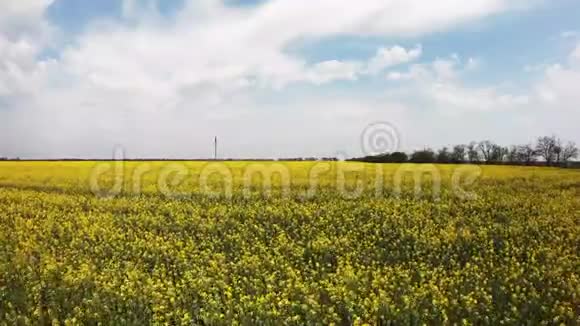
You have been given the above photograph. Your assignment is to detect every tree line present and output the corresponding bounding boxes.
[1,135,577,165]
[353,135,579,167]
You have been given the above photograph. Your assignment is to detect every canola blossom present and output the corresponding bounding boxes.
[0,161,578,325]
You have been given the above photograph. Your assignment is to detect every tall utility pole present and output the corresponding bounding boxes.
[214,136,218,160]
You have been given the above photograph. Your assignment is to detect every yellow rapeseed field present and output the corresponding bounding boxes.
[0,161,578,325]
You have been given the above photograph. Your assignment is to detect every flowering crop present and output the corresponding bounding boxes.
[0,162,578,325]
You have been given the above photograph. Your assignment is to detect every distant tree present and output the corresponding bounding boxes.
[437,147,451,163]
[536,136,559,165]
[506,145,519,163]
[355,152,408,163]
[451,145,467,163]
[478,140,495,163]
[467,142,480,163]
[350,135,575,167]
[501,146,509,162]
[561,142,579,162]
[554,143,563,164]
[389,152,409,163]
[490,144,507,163]
[517,144,537,165]
[410,149,436,163]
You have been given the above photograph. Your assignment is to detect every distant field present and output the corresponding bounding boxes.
[0,162,578,324]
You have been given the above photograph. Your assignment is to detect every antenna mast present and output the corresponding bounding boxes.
[214,136,218,160]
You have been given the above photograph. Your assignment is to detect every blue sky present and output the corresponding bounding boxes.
[1,0,580,158]
[45,0,580,72]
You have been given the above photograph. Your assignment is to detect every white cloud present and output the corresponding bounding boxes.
[245,0,526,41]
[432,58,460,81]
[561,30,579,39]
[386,55,530,113]
[571,44,580,64]
[429,83,529,112]
[535,65,580,107]
[299,44,421,85]
[307,60,362,84]
[0,0,53,32]
[4,0,574,158]
[44,0,528,98]
[387,64,431,81]
[524,63,548,73]
[510,44,580,141]
[0,0,55,96]
[387,72,410,81]
[387,55,477,83]
[528,43,580,109]
[366,45,422,74]
[465,57,481,71]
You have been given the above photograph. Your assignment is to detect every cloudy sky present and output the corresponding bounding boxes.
[1,0,579,159]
